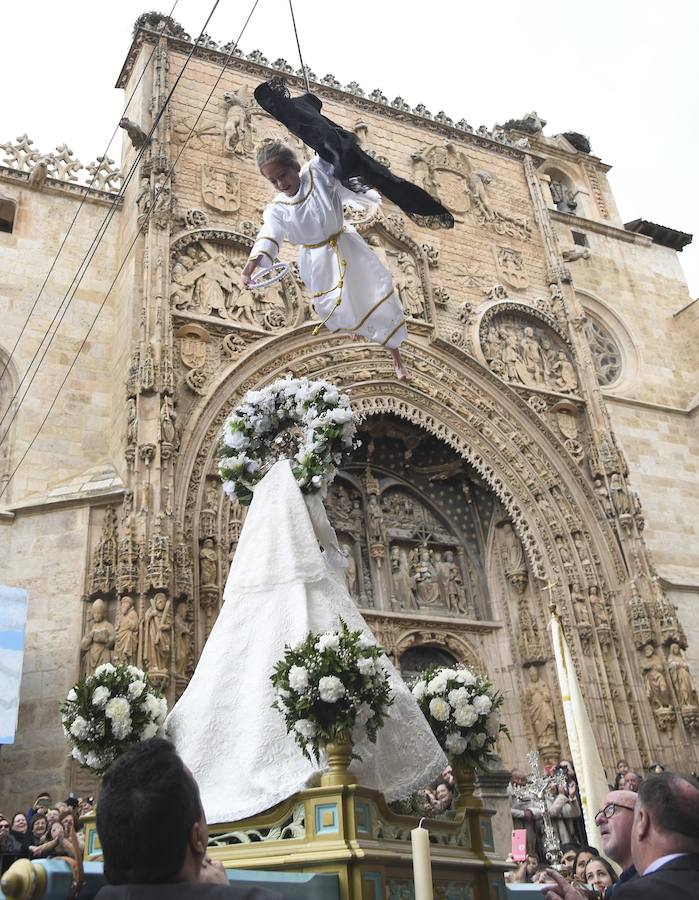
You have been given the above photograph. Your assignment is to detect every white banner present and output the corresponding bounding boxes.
[550,614,610,847]
[0,585,28,745]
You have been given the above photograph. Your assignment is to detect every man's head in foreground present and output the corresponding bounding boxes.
[630,771,699,874]
[97,739,209,885]
[595,789,638,869]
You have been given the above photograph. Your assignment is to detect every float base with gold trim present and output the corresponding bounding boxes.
[81,777,509,900]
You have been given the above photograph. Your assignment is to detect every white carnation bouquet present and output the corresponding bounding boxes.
[270,620,393,762]
[61,663,168,774]
[411,665,508,769]
[218,377,360,505]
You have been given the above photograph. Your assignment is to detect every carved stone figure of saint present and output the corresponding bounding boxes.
[441,550,467,613]
[80,598,115,675]
[395,253,424,319]
[667,642,698,708]
[520,327,543,385]
[609,473,631,518]
[342,543,358,598]
[349,497,363,536]
[174,602,192,678]
[500,331,523,383]
[553,352,578,393]
[143,592,173,673]
[413,546,442,607]
[588,584,609,626]
[199,537,218,589]
[179,252,235,318]
[390,545,417,610]
[113,596,140,666]
[593,477,613,518]
[555,535,573,569]
[539,337,557,381]
[526,667,559,749]
[367,495,386,545]
[501,521,528,590]
[640,644,672,710]
[570,584,589,624]
[200,485,218,540]
[160,396,176,446]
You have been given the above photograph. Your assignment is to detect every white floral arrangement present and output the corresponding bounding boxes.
[270,620,393,762]
[218,377,360,505]
[61,663,168,774]
[411,665,508,770]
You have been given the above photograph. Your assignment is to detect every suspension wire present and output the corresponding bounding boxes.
[288,0,311,93]
[0,0,182,387]
[0,0,228,447]
[0,0,263,500]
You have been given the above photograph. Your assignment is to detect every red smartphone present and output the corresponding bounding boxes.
[511,828,527,862]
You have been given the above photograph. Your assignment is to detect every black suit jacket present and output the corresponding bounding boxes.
[613,854,699,900]
[95,883,284,900]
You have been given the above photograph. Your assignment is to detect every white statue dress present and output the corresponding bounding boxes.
[167,460,446,823]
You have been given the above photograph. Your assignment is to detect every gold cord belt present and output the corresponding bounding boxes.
[310,231,348,335]
[302,227,345,249]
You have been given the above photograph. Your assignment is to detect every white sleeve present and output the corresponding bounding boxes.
[311,155,381,211]
[249,204,286,265]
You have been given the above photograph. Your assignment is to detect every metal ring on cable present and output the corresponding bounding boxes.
[248,260,290,289]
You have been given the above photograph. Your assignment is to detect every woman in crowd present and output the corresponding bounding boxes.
[585,856,618,897]
[26,814,49,856]
[9,813,31,857]
[573,846,600,883]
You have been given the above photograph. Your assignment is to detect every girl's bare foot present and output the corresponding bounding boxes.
[390,348,412,382]
[350,332,361,342]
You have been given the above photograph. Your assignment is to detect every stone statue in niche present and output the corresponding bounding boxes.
[367,494,386,545]
[438,550,468,613]
[173,602,192,678]
[390,545,417,610]
[525,667,559,754]
[608,473,632,519]
[667,643,698,709]
[199,483,219,540]
[593,477,613,518]
[113,596,140,666]
[570,583,590,625]
[395,253,425,319]
[342,542,358,598]
[588,584,609,626]
[500,521,528,593]
[223,85,253,155]
[412,545,442,607]
[520,327,544,385]
[143,592,173,674]
[199,538,218,589]
[640,644,672,711]
[80,598,115,674]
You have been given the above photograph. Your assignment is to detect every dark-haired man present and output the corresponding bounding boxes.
[616,771,699,899]
[94,739,283,899]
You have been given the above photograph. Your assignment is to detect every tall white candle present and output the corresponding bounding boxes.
[410,818,434,900]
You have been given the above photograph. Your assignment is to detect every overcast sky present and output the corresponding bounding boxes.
[2,0,697,296]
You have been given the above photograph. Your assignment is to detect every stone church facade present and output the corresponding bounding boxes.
[1,15,697,806]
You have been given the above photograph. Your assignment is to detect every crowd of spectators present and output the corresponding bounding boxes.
[506,758,699,898]
[0,791,94,874]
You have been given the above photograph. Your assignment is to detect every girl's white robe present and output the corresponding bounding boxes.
[251,157,407,349]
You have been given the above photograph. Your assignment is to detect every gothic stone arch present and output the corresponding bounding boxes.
[173,329,662,770]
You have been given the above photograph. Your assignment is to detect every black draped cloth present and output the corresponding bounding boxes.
[254,79,454,230]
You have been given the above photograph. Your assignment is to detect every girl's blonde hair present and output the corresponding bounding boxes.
[256,139,298,170]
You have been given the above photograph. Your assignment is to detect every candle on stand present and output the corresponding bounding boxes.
[411,818,434,900]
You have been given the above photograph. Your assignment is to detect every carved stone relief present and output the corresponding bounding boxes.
[584,316,622,387]
[479,306,579,396]
[524,665,560,762]
[494,246,529,290]
[80,598,115,675]
[201,163,240,214]
[170,230,301,331]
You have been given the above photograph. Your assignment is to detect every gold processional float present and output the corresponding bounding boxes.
[0,749,509,899]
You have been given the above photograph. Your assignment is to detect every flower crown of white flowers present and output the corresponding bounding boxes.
[219,377,360,506]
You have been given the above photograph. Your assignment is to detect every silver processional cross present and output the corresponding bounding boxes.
[512,750,566,867]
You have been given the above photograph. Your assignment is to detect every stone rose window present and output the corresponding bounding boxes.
[584,315,622,386]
